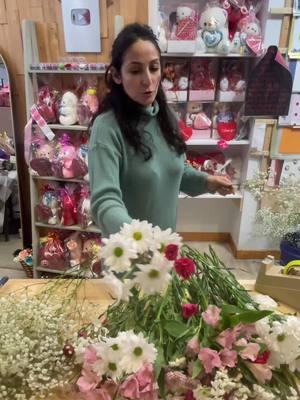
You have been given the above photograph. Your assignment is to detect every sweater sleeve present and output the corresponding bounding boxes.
[88,116,132,237]
[180,163,208,197]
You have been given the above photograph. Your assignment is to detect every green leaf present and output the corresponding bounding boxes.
[157,369,165,398]
[228,310,273,327]
[163,320,188,338]
[154,346,165,380]
[221,304,243,314]
[192,359,203,379]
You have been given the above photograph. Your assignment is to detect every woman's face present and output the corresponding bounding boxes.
[114,39,161,106]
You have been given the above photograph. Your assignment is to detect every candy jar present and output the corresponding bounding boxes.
[59,91,79,125]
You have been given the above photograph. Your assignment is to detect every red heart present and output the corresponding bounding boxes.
[179,120,193,141]
[246,36,264,56]
[217,121,237,141]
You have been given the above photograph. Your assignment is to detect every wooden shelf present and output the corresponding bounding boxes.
[161,53,256,58]
[186,139,249,146]
[31,171,86,184]
[35,222,101,233]
[270,7,293,15]
[179,191,243,200]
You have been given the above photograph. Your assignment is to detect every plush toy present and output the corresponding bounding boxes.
[238,11,262,55]
[196,5,230,54]
[30,138,55,176]
[59,91,79,125]
[41,189,60,225]
[66,232,82,268]
[161,62,176,91]
[40,233,65,270]
[58,134,78,178]
[170,6,198,40]
[81,235,102,276]
[214,103,237,141]
[186,103,212,131]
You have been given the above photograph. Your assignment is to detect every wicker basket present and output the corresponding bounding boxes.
[20,261,34,278]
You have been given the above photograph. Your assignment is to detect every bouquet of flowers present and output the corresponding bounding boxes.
[71,220,300,400]
[1,221,299,400]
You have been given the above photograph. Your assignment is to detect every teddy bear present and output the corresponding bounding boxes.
[59,91,79,125]
[170,6,198,40]
[238,12,262,55]
[196,5,230,54]
[186,103,212,132]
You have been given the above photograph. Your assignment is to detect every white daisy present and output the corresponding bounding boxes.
[134,254,171,295]
[120,219,153,253]
[151,226,182,253]
[92,357,123,381]
[118,331,157,374]
[101,233,138,273]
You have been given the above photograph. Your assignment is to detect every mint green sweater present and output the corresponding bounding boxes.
[88,102,208,237]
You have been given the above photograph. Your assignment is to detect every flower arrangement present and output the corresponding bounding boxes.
[244,172,300,240]
[13,248,34,278]
[1,221,299,400]
[71,220,300,400]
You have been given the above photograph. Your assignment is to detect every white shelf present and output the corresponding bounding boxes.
[31,171,86,184]
[186,139,250,146]
[29,69,106,75]
[179,191,243,200]
[35,222,101,233]
[161,53,255,58]
[33,123,89,131]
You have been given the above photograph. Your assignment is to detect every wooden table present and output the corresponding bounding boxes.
[0,279,298,399]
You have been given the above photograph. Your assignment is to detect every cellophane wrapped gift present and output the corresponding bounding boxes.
[35,183,61,225]
[39,232,65,270]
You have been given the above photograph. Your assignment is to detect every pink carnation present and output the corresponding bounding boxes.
[164,244,179,261]
[198,347,222,374]
[201,305,221,328]
[174,257,196,280]
[120,363,158,400]
[182,303,199,319]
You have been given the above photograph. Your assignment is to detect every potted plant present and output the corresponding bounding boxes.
[245,172,300,265]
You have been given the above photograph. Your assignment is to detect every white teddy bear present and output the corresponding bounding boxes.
[170,6,198,40]
[59,91,79,126]
[196,6,230,54]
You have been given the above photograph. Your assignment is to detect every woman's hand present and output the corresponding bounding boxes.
[206,175,235,196]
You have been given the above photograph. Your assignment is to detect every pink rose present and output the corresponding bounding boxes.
[182,304,199,319]
[174,257,196,280]
[202,305,221,328]
[164,244,179,261]
[198,348,222,374]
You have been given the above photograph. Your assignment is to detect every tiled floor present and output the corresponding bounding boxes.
[0,236,262,280]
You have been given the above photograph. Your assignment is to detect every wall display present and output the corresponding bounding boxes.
[61,0,101,53]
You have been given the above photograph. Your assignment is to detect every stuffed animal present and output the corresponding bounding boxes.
[37,86,58,123]
[30,140,55,176]
[196,6,230,54]
[170,6,198,40]
[222,0,248,40]
[66,233,82,268]
[59,91,79,125]
[186,103,212,131]
[238,12,262,55]
[214,103,237,141]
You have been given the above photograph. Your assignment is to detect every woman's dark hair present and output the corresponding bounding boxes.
[99,23,186,161]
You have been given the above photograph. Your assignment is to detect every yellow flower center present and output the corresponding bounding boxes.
[133,232,142,241]
[108,362,117,371]
[148,269,159,279]
[114,247,123,257]
[133,346,143,357]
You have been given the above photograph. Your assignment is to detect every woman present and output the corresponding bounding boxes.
[89,23,234,237]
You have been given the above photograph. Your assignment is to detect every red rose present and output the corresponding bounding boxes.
[175,257,196,280]
[164,244,179,261]
[254,350,271,364]
[182,303,199,319]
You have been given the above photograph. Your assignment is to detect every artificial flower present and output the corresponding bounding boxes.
[174,257,196,280]
[181,303,199,319]
[121,219,153,253]
[201,305,221,328]
[101,233,138,273]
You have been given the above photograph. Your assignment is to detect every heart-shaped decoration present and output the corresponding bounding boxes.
[217,121,237,141]
[246,35,264,56]
[202,30,223,48]
[193,113,212,130]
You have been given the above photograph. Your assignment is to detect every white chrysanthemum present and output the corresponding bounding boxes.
[118,331,157,374]
[251,294,278,311]
[95,337,123,363]
[151,226,182,252]
[134,254,172,294]
[92,357,123,381]
[101,233,138,273]
[120,219,153,253]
